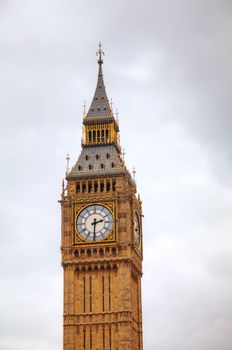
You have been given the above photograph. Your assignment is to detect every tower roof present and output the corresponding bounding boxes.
[84,44,114,124]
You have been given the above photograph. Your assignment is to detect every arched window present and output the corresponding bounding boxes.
[93,130,96,142]
[88,181,92,192]
[99,248,104,257]
[76,183,80,193]
[97,130,100,142]
[112,180,116,191]
[106,153,110,159]
[100,163,105,169]
[89,131,92,143]
[112,247,117,256]
[94,182,98,192]
[88,164,93,170]
[106,181,111,192]
[96,154,100,160]
[101,129,104,142]
[78,165,83,171]
[85,154,89,160]
[106,129,109,142]
[111,162,115,168]
[82,182,86,193]
[87,249,91,257]
[100,181,104,192]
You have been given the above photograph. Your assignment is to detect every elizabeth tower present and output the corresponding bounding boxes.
[60,46,143,350]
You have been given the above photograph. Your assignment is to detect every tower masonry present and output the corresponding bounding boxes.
[60,45,143,350]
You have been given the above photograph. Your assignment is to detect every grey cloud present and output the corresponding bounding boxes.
[1,1,232,350]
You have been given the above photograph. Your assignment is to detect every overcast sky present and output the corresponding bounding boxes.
[0,1,232,349]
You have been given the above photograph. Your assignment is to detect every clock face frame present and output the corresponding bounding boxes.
[134,211,141,248]
[76,204,113,242]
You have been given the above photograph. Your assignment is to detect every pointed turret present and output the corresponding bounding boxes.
[85,44,112,120]
[83,43,117,126]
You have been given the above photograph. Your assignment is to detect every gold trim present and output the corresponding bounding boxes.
[73,202,115,246]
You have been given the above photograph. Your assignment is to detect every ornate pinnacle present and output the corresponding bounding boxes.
[66,153,70,176]
[96,42,105,65]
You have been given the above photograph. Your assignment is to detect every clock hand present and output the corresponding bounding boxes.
[91,218,97,241]
[91,219,104,225]
[91,218,104,241]
[95,219,104,225]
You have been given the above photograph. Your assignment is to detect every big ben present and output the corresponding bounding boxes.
[60,44,143,350]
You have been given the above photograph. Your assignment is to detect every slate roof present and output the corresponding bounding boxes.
[67,145,126,179]
[84,61,114,124]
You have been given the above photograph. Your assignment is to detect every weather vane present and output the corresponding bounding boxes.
[96,42,105,64]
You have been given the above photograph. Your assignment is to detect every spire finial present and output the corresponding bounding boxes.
[96,42,104,65]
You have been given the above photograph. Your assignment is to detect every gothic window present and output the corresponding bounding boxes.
[83,328,86,350]
[97,130,100,141]
[83,277,86,313]
[90,276,92,312]
[112,180,116,191]
[74,250,79,258]
[100,181,104,192]
[82,182,86,193]
[102,327,105,350]
[88,181,92,192]
[100,163,105,169]
[102,276,105,312]
[76,183,80,193]
[96,154,100,160]
[90,329,92,350]
[94,182,98,192]
[78,165,83,171]
[88,164,93,170]
[101,129,104,141]
[106,181,111,192]
[85,154,89,160]
[93,130,96,142]
[112,247,116,256]
[109,327,112,350]
[108,275,111,311]
[106,153,110,159]
[89,131,92,143]
[106,129,109,141]
[99,248,104,257]
[111,162,115,168]
[87,249,91,257]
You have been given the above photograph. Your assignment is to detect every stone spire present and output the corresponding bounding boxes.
[84,43,113,122]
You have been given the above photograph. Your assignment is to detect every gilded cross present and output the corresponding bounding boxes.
[96,42,105,64]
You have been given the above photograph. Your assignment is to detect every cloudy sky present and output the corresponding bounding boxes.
[0,0,232,349]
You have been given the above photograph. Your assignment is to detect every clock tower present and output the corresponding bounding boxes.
[60,45,143,350]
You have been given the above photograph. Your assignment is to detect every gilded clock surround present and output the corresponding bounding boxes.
[60,45,143,350]
[74,202,116,245]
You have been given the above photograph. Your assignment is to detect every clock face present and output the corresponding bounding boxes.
[134,211,141,248]
[76,204,113,242]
